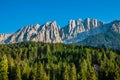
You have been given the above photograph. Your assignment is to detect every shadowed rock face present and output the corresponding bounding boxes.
[78,20,120,50]
[0,34,11,43]
[0,18,120,44]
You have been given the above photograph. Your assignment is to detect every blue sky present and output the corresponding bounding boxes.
[0,0,120,33]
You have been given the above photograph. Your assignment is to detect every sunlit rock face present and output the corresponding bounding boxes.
[111,20,120,33]
[1,21,62,44]
[0,34,11,44]
[60,18,104,43]
[1,18,120,44]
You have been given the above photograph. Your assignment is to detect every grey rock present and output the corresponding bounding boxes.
[0,18,119,45]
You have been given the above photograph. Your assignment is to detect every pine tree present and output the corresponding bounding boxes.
[62,63,70,80]
[15,64,22,80]
[80,59,87,80]
[37,62,48,80]
[0,54,8,80]
[69,63,77,80]
[29,63,37,80]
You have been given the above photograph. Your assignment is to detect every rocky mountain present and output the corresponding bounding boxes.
[4,21,62,44]
[0,34,11,43]
[0,18,120,50]
[78,20,120,50]
[61,18,104,43]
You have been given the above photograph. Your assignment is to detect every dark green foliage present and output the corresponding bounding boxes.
[79,30,120,51]
[0,41,119,80]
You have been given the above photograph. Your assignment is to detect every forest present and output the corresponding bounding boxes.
[0,41,120,80]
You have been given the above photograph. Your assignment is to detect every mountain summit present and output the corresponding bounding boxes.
[0,18,120,49]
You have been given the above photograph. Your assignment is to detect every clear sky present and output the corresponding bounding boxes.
[0,0,120,33]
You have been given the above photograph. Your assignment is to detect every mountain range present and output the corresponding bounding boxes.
[0,18,120,49]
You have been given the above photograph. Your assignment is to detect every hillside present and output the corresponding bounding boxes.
[78,20,120,50]
[0,42,120,80]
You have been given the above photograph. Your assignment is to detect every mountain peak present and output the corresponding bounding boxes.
[44,21,57,27]
[0,18,120,44]
[111,20,120,33]
[51,21,57,26]
[78,18,82,21]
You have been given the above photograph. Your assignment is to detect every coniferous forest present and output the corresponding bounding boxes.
[0,41,120,80]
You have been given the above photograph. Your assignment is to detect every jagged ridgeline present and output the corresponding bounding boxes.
[0,41,119,80]
[0,18,104,44]
[1,18,120,50]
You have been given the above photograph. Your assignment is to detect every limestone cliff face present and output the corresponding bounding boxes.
[84,18,104,30]
[111,20,120,33]
[32,21,62,43]
[0,18,119,44]
[78,20,120,50]
[0,34,11,43]
[60,18,104,43]
[1,21,62,44]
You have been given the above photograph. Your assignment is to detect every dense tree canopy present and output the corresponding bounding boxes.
[0,41,119,80]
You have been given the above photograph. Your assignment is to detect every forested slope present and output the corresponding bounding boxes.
[0,41,120,80]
